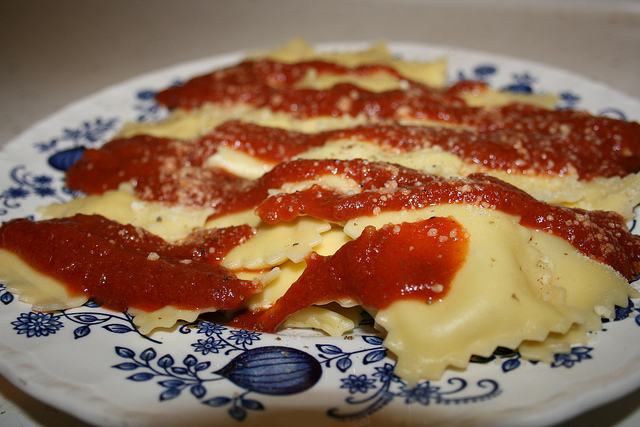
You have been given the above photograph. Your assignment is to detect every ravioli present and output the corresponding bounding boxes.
[114,39,640,218]
[1,40,639,383]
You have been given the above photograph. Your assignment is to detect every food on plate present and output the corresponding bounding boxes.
[1,39,639,382]
[118,38,640,218]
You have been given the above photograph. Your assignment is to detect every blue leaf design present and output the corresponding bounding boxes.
[317,344,343,355]
[115,347,136,359]
[128,372,155,381]
[191,384,207,399]
[195,361,211,372]
[171,367,189,375]
[502,358,521,373]
[336,357,353,372]
[473,65,497,79]
[73,325,91,339]
[183,354,198,367]
[241,398,265,411]
[613,299,634,320]
[140,348,157,362]
[84,300,101,308]
[137,89,157,100]
[363,350,387,365]
[203,396,232,407]
[113,362,139,371]
[362,336,383,346]
[160,389,182,401]
[229,405,247,421]
[159,380,185,388]
[72,314,99,323]
[1,292,14,305]
[103,324,135,334]
[158,355,175,369]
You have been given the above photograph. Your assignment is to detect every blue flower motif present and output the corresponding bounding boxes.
[33,175,53,185]
[62,118,117,144]
[191,337,226,355]
[2,187,29,200]
[503,72,536,94]
[33,186,56,197]
[372,363,401,384]
[558,91,581,109]
[134,89,166,122]
[197,321,227,337]
[12,312,64,337]
[229,330,261,346]
[34,118,117,158]
[1,166,68,216]
[340,374,376,394]
[35,138,58,153]
[512,72,535,86]
[401,381,442,405]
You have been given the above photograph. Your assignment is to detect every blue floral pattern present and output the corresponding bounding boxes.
[12,311,64,337]
[0,166,66,216]
[34,118,118,154]
[318,337,502,420]
[62,302,163,343]
[456,63,586,111]
[112,324,322,421]
[133,89,168,122]
[184,321,261,355]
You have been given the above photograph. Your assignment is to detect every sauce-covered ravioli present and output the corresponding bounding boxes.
[0,40,639,383]
[347,206,631,381]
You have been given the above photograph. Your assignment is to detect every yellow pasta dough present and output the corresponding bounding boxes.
[344,205,633,381]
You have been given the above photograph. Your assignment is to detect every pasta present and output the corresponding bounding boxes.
[1,39,639,382]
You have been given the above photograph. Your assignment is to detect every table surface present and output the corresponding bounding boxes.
[1,1,639,425]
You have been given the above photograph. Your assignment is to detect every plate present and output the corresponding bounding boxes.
[1,42,639,426]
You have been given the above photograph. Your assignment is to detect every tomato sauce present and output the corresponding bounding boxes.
[153,59,640,179]
[156,59,467,120]
[2,57,640,332]
[65,153,640,282]
[230,218,469,332]
[66,118,640,207]
[0,215,258,312]
[254,162,640,280]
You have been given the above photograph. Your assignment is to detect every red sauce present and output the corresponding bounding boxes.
[0,214,258,312]
[230,218,469,332]
[3,56,640,333]
[156,59,467,120]
[66,152,640,280]
[153,59,640,179]
[254,160,640,280]
[334,122,640,179]
[66,119,640,206]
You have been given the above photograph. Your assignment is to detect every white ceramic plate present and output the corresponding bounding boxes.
[0,42,639,427]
